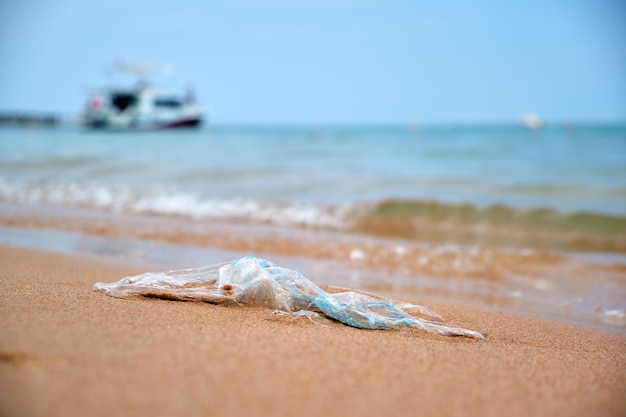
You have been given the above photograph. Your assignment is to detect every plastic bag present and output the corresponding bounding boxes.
[93,256,483,339]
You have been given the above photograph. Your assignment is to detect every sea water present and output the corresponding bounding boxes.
[1,124,626,328]
[1,124,625,245]
[2,125,626,209]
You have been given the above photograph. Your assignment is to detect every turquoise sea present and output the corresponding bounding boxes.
[1,123,625,328]
[1,124,625,249]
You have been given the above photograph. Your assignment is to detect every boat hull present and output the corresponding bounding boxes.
[83,117,203,131]
[160,118,202,129]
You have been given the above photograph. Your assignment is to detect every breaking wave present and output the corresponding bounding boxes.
[0,178,356,230]
[1,178,625,252]
[352,200,626,253]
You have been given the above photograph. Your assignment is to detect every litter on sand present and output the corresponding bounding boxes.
[93,256,484,339]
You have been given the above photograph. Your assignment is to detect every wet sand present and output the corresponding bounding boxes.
[2,203,625,329]
[1,245,625,417]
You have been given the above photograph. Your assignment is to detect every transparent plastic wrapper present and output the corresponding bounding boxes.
[93,256,484,339]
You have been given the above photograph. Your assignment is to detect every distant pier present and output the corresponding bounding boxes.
[0,112,60,127]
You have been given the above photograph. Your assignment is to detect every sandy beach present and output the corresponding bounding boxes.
[3,3,626,416]
[1,244,624,417]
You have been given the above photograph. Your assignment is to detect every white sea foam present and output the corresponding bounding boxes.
[0,178,355,230]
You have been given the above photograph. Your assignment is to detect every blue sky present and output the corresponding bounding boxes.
[1,0,624,124]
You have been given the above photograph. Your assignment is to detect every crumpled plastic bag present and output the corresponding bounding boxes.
[93,256,483,339]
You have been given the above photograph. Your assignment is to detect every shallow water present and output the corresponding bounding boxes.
[1,205,624,331]
[1,124,626,251]
[1,124,625,208]
[1,124,625,329]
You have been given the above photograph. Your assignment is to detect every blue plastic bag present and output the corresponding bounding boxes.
[94,256,483,339]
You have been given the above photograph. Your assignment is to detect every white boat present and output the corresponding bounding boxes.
[81,62,205,130]
[519,113,544,131]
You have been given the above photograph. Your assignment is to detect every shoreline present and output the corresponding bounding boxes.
[1,202,625,331]
[1,244,625,417]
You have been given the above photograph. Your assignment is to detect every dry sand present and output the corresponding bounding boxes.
[1,244,625,417]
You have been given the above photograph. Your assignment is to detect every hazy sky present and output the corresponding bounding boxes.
[1,0,624,124]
